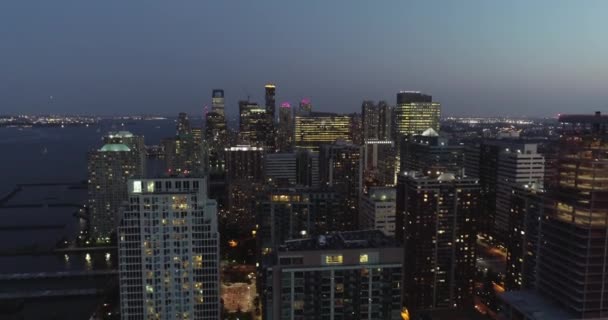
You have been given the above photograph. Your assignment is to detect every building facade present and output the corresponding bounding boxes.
[261,231,403,320]
[398,172,479,314]
[394,91,440,137]
[118,178,220,319]
[88,137,145,243]
[294,112,351,151]
[359,187,397,237]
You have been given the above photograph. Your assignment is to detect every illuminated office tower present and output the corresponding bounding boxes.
[265,84,276,121]
[394,91,440,137]
[398,172,479,314]
[206,90,228,172]
[191,127,203,144]
[177,112,192,136]
[362,100,391,141]
[535,113,608,318]
[320,141,362,230]
[118,178,219,320]
[298,98,312,115]
[211,89,225,115]
[163,113,204,176]
[239,100,273,148]
[87,136,145,243]
[294,112,351,151]
[260,230,402,320]
[350,112,363,145]
[277,102,294,151]
[359,187,397,237]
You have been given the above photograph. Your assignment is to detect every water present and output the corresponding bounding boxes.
[0,120,176,275]
[0,119,176,196]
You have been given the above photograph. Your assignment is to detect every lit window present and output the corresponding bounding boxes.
[360,254,369,263]
[133,181,142,193]
[146,181,155,193]
[325,255,343,265]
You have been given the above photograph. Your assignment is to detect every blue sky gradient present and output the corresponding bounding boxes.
[1,0,607,117]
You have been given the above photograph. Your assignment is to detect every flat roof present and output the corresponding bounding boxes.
[500,291,575,320]
[280,230,399,252]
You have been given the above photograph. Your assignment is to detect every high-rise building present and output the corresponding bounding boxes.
[277,102,294,151]
[359,187,397,237]
[163,115,205,176]
[505,182,544,291]
[103,131,147,173]
[225,145,266,229]
[294,112,351,151]
[363,140,398,188]
[400,130,465,178]
[535,113,608,318]
[265,84,276,121]
[206,90,228,173]
[239,100,274,148]
[320,141,363,230]
[255,187,343,253]
[394,91,440,137]
[465,140,544,242]
[260,230,403,320]
[398,172,479,313]
[495,144,544,239]
[264,150,319,188]
[88,133,145,243]
[211,89,225,115]
[362,100,391,141]
[118,178,220,319]
[298,98,312,115]
[349,112,363,145]
[177,112,192,136]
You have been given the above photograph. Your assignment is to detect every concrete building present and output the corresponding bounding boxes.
[363,140,398,188]
[118,178,220,319]
[277,102,294,151]
[505,183,544,291]
[400,130,465,178]
[261,230,403,320]
[264,150,320,188]
[362,100,391,141]
[359,187,397,237]
[398,172,480,314]
[88,135,145,243]
[320,141,363,230]
[495,144,545,238]
[239,100,274,148]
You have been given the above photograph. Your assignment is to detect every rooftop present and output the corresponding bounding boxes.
[107,131,134,138]
[500,291,574,320]
[280,230,399,252]
[99,143,131,152]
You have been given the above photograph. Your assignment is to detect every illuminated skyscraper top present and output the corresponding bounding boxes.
[265,84,276,121]
[395,91,440,137]
[299,98,312,115]
[211,89,225,116]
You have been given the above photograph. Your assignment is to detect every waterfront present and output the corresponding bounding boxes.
[0,120,175,319]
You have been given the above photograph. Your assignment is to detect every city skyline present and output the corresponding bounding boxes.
[2,1,608,117]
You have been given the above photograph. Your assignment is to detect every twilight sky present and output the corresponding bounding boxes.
[1,0,607,117]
